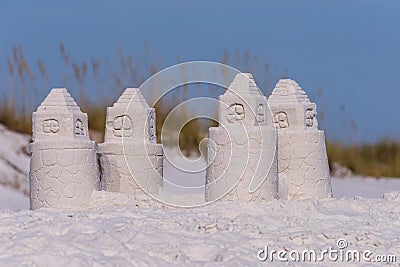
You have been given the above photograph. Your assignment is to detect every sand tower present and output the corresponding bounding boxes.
[29,88,99,209]
[205,73,278,202]
[268,79,332,199]
[98,88,163,194]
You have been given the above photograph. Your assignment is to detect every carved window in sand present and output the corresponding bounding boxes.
[113,115,133,137]
[75,119,85,136]
[227,103,245,123]
[42,119,59,134]
[257,103,265,123]
[305,109,316,127]
[148,110,156,143]
[274,112,289,129]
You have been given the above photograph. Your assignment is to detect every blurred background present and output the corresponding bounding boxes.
[0,0,399,192]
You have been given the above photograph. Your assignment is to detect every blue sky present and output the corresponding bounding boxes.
[1,0,399,143]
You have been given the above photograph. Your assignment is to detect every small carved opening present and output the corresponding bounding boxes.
[148,111,156,143]
[113,115,133,137]
[42,119,59,134]
[227,103,245,123]
[257,104,265,123]
[305,109,316,127]
[273,112,289,129]
[75,119,85,136]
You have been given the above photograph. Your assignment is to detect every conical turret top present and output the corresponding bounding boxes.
[113,88,149,109]
[218,73,269,127]
[33,88,89,141]
[268,79,317,130]
[103,88,156,143]
[227,73,260,94]
[269,79,310,104]
[37,88,81,112]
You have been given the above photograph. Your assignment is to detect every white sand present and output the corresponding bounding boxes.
[0,125,30,195]
[332,176,400,198]
[0,192,398,266]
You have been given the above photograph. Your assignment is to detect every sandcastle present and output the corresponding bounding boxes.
[268,79,332,199]
[205,73,278,202]
[29,89,99,209]
[29,75,332,209]
[98,88,163,194]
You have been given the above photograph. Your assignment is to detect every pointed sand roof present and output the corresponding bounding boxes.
[113,88,149,109]
[227,73,260,95]
[268,79,310,104]
[37,88,81,112]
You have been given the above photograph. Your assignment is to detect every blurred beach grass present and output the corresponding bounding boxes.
[1,44,399,178]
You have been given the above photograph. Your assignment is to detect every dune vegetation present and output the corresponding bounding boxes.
[1,44,399,178]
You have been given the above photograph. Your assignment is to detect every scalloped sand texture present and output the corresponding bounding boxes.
[29,88,99,210]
